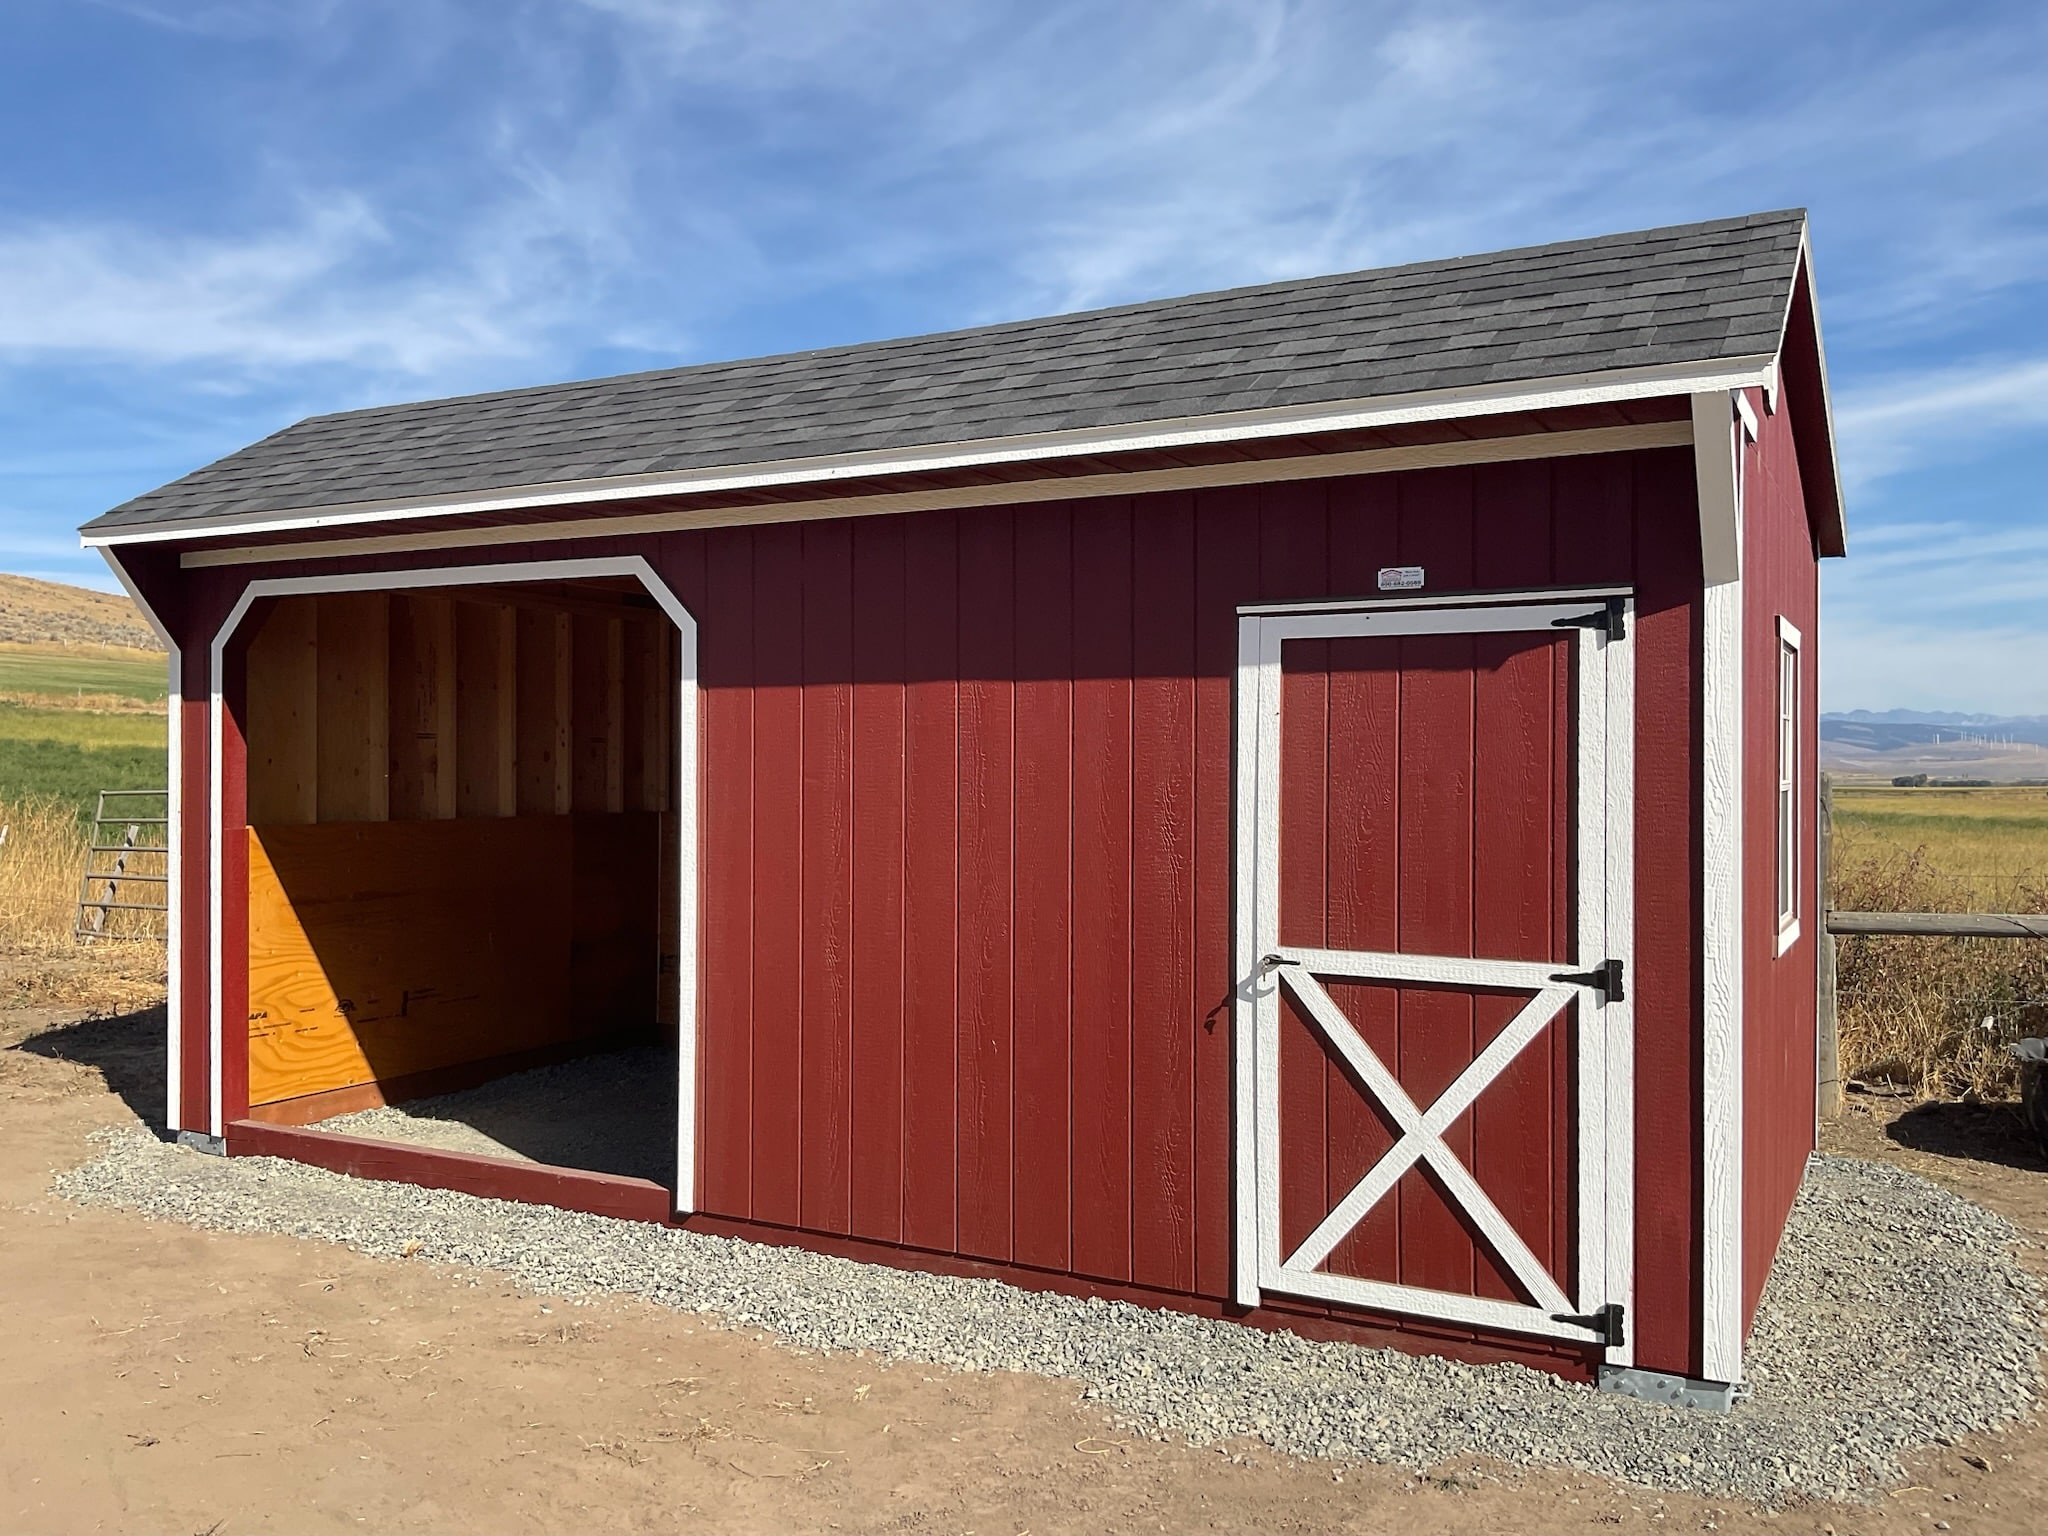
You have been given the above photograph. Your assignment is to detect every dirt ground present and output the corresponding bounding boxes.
[4,979,2045,1535]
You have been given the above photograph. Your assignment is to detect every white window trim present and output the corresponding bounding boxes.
[1775,616,1803,958]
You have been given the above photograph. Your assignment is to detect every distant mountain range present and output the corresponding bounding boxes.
[1822,712,2048,753]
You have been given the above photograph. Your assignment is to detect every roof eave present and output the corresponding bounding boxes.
[1771,223,1848,558]
[81,350,1779,552]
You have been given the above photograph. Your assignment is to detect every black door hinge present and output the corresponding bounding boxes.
[1551,596,1627,642]
[1552,1302,1626,1349]
[1550,957,1625,1002]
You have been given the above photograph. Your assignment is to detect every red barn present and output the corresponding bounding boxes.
[85,210,1844,1408]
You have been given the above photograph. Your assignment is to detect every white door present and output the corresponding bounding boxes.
[1232,594,1634,1358]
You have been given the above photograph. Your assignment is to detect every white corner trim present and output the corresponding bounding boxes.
[203,555,701,1210]
[96,547,182,1135]
[1231,609,1265,1309]
[1692,392,1743,587]
[176,421,1695,571]
[1698,560,1746,1379]
[87,354,1772,553]
[1734,392,1759,442]
[1776,615,1802,649]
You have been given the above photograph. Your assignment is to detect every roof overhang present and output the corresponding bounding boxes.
[1772,228,1848,558]
[82,350,1780,554]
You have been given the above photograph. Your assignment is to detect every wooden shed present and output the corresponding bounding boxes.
[85,210,1844,1407]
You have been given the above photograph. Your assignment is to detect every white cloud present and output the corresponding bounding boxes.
[0,186,649,383]
[82,0,346,37]
[1834,357,2048,486]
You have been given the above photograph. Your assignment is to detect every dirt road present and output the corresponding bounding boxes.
[4,990,2043,1535]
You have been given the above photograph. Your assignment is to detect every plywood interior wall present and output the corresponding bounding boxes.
[245,583,674,827]
[241,581,677,1111]
[247,814,661,1109]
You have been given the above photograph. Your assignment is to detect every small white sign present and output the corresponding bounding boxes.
[1376,565,1425,591]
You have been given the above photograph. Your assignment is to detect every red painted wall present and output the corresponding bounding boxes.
[144,440,1712,1377]
[1739,388,1823,1328]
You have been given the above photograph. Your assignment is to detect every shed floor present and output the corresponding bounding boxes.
[312,1044,675,1185]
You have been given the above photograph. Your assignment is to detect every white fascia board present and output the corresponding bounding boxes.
[1793,228,1849,555]
[83,352,1776,551]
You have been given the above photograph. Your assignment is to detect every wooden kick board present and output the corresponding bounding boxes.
[247,813,658,1108]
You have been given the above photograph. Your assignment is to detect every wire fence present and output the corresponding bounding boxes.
[1824,783,2048,1099]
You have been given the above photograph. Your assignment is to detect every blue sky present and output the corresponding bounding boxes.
[2,0,2044,711]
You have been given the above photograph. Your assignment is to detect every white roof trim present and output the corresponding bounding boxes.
[86,352,1775,551]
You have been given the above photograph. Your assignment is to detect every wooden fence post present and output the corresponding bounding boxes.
[1817,773,1842,1119]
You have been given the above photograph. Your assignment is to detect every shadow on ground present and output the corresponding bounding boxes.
[11,1004,167,1135]
[1885,1098,2048,1173]
[318,1045,677,1185]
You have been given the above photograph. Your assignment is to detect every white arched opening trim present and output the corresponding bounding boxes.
[206,555,700,1211]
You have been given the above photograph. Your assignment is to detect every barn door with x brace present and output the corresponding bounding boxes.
[1233,591,1634,1360]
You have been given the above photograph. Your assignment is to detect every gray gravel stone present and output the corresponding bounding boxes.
[52,1134,2042,1504]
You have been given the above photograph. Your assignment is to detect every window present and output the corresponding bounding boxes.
[1776,617,1802,953]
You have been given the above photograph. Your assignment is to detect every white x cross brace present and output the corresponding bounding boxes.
[1270,962,1577,1316]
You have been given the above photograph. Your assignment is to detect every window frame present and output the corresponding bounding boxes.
[1775,616,1802,955]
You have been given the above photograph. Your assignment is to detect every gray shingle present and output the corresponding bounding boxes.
[84,209,1806,535]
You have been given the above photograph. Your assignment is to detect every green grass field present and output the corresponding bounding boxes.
[1831,785,2048,909]
[0,642,168,702]
[0,701,167,824]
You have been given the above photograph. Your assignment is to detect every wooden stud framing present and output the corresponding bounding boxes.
[454,599,518,817]
[314,592,389,822]
[244,597,318,825]
[516,607,573,816]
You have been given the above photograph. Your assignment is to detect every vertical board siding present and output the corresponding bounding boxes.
[674,449,1697,1362]
[955,507,1016,1262]
[1071,500,1135,1282]
[1010,503,1073,1273]
[1190,490,1263,1299]
[1129,494,1198,1294]
[901,514,961,1253]
[750,525,805,1228]
[144,444,1694,1369]
[850,517,909,1245]
[1630,447,1706,1377]
[700,530,756,1218]
[800,522,855,1234]
[1740,388,1822,1327]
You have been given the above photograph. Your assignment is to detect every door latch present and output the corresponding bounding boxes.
[1549,957,1625,1002]
[1551,596,1627,642]
[1551,1302,1626,1348]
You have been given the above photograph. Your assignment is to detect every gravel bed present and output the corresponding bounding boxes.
[54,1134,2042,1504]
[315,1047,673,1184]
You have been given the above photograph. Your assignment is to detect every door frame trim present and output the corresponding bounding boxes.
[1230,592,1635,1360]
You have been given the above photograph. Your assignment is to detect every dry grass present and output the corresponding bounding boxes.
[1829,806,2048,1100]
[0,690,165,715]
[0,795,165,1010]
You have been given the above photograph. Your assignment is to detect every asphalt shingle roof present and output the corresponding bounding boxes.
[84,209,1806,536]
